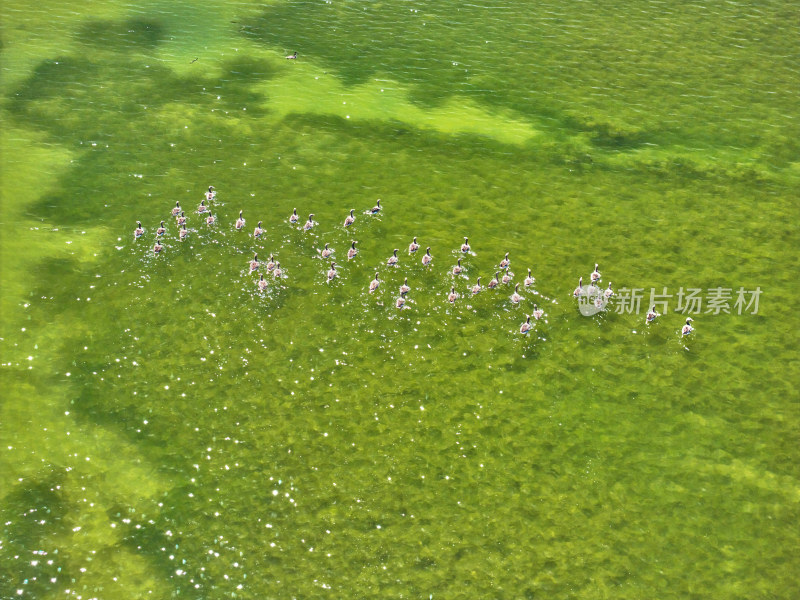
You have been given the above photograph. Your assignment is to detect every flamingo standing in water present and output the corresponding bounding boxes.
[682,318,694,336]
[533,304,544,320]
[573,277,585,297]
[472,277,483,295]
[590,263,601,283]
[396,291,408,309]
[520,315,532,334]
[369,273,380,293]
[422,247,433,266]
[524,268,535,287]
[510,284,523,304]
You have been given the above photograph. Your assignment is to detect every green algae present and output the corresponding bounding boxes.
[1,1,798,598]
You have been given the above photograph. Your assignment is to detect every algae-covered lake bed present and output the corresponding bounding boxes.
[1,1,798,598]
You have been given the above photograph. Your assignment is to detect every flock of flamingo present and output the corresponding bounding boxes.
[132,187,694,336]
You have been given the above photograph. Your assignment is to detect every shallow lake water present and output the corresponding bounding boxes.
[1,0,798,598]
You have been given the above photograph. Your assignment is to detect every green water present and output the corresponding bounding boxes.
[1,0,798,598]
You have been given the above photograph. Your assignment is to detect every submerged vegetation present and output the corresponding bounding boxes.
[1,0,798,598]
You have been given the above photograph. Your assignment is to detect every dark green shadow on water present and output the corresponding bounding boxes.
[242,0,800,177]
[74,18,166,52]
[0,478,73,597]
